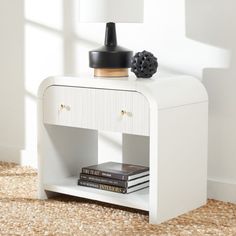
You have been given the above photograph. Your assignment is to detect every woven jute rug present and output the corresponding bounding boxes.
[0,162,236,236]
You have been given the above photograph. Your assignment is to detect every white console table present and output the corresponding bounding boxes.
[38,74,208,224]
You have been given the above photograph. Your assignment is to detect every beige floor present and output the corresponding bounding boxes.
[0,162,236,236]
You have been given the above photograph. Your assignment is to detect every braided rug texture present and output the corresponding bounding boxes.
[0,161,236,236]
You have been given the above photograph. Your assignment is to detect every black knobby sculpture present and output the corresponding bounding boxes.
[131,51,158,78]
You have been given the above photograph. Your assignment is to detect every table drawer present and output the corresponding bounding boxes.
[43,86,149,136]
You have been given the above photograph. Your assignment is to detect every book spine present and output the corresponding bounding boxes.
[82,168,128,180]
[78,180,127,194]
[80,173,127,188]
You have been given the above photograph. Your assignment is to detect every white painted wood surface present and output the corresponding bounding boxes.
[153,103,208,223]
[38,74,208,224]
[98,131,123,163]
[38,75,208,109]
[44,86,149,136]
[44,177,149,211]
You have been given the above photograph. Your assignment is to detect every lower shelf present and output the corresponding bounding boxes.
[44,177,149,211]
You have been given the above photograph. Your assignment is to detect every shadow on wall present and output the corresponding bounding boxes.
[186,0,236,182]
[3,0,107,167]
[0,0,78,167]
[0,0,25,164]
[1,0,236,174]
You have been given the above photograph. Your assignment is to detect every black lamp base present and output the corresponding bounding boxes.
[89,22,133,77]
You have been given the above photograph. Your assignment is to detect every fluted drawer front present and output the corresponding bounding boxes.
[43,86,149,136]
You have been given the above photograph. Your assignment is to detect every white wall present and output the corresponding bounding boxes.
[0,0,235,202]
[187,0,236,203]
[0,0,65,167]
[0,0,24,163]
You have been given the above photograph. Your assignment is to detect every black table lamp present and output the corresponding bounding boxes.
[79,0,144,78]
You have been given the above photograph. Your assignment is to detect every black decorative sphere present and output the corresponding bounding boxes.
[131,51,158,78]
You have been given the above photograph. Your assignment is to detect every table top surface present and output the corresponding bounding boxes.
[38,72,208,109]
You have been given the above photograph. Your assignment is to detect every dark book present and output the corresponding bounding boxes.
[78,179,149,194]
[80,173,149,188]
[82,162,149,181]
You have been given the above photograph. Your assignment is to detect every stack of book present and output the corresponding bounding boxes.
[78,162,149,194]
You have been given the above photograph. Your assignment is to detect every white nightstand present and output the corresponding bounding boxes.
[38,74,208,224]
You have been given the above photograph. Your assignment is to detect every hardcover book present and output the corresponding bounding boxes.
[78,179,149,194]
[80,173,149,188]
[82,162,149,181]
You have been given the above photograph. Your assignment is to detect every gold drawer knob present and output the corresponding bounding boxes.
[60,104,71,111]
[121,110,132,117]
